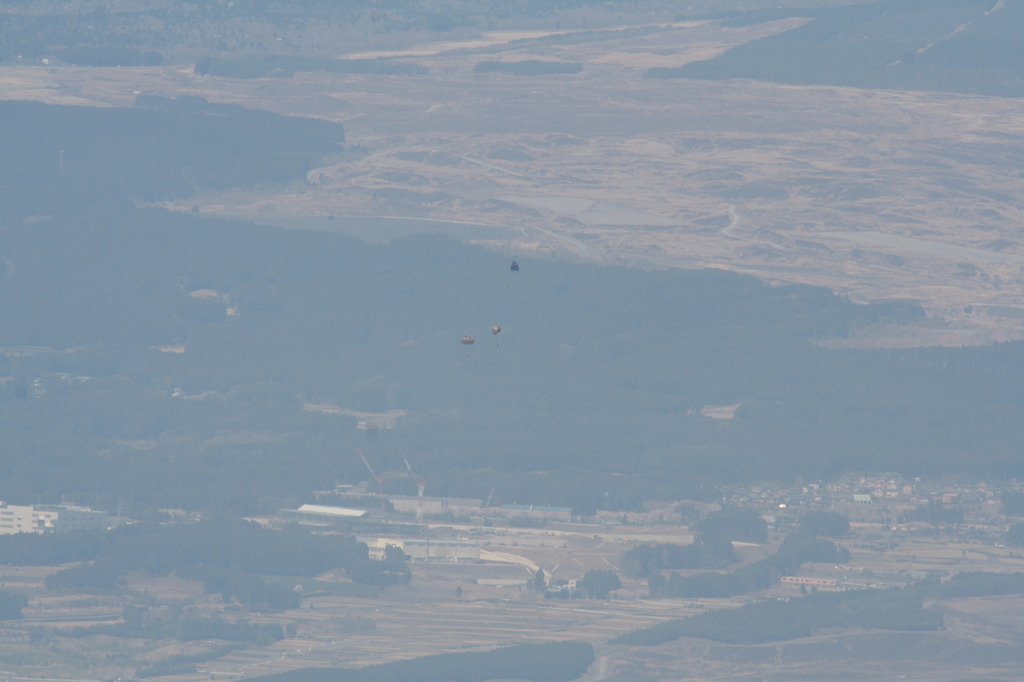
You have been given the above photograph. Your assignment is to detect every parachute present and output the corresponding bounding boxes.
[460,336,476,345]
[492,325,501,335]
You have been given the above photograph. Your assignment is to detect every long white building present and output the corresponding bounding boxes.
[0,502,110,535]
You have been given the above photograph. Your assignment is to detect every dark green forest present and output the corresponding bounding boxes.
[621,534,738,578]
[3,98,1024,517]
[614,571,1024,646]
[0,1,850,67]
[656,0,1024,98]
[647,531,850,599]
[0,98,344,219]
[7,1,1023,99]
[0,519,404,593]
[0,590,29,620]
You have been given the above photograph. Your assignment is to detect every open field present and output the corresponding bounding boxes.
[0,522,717,680]
[4,516,1024,681]
[3,18,1023,346]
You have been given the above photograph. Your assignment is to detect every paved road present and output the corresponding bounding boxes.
[479,549,540,574]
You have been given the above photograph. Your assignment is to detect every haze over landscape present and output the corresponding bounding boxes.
[2,1,1024,680]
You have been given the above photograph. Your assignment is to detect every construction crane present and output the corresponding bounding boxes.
[403,455,427,522]
[356,448,387,511]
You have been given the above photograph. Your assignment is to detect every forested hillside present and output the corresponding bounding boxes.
[2,97,1024,516]
[0,97,344,218]
[3,204,1024,515]
[0,0,862,66]
[657,0,1024,98]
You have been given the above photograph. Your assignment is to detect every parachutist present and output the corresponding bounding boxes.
[510,260,520,272]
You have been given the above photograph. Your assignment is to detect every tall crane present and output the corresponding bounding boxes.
[403,455,427,522]
[356,448,387,511]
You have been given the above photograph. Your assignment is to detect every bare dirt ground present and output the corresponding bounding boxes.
[4,19,1024,347]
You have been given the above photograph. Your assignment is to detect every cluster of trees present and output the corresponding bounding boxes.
[45,563,125,593]
[249,641,595,682]
[648,531,849,599]
[351,544,413,587]
[935,571,1024,597]
[693,508,767,543]
[579,569,621,599]
[799,510,850,537]
[616,571,1024,647]
[0,1,387,62]
[6,97,1024,519]
[616,584,941,646]
[1004,523,1024,546]
[176,565,303,611]
[0,0,687,66]
[0,590,28,620]
[621,506,779,581]
[0,97,343,219]
[652,0,1024,98]
[1,206,951,517]
[621,534,737,578]
[542,569,622,600]
[3,519,405,600]
[1001,491,1024,516]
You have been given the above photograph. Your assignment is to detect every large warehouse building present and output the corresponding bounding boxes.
[0,502,110,535]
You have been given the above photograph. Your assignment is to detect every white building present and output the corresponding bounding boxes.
[493,504,572,522]
[365,537,479,562]
[0,502,109,535]
[280,504,368,527]
[388,495,449,516]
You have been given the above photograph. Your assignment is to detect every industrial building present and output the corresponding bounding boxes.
[387,495,449,517]
[365,537,480,563]
[0,502,109,535]
[494,504,573,522]
[280,504,368,528]
[781,576,838,590]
